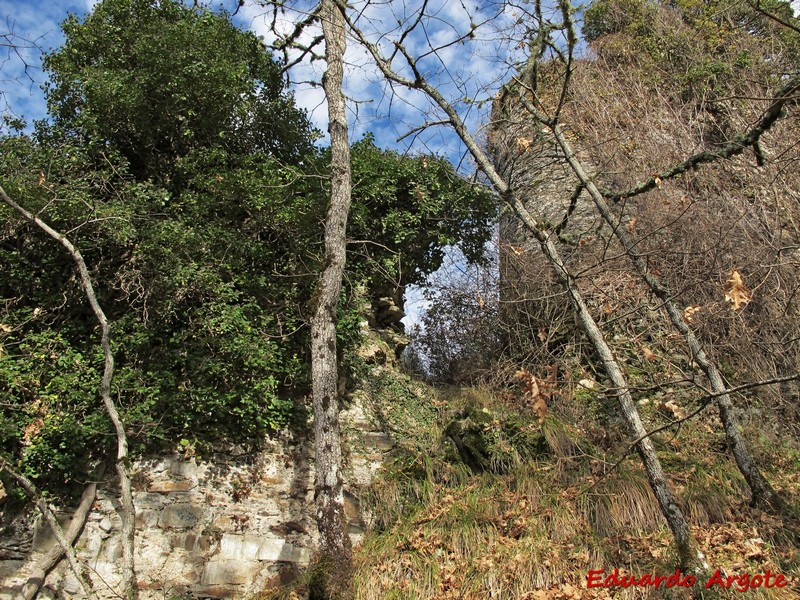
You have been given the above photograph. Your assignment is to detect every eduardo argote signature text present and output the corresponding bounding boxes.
[587,568,789,592]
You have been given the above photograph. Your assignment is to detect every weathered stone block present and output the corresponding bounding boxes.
[176,532,214,552]
[149,480,194,493]
[168,458,206,480]
[193,584,239,599]
[104,538,123,561]
[343,491,360,520]
[362,431,394,451]
[134,491,168,509]
[217,534,298,562]
[135,509,160,529]
[158,503,203,530]
[256,537,294,561]
[98,517,114,533]
[202,558,262,585]
[31,513,71,552]
[219,534,261,560]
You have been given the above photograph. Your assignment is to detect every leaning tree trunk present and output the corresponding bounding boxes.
[0,460,98,600]
[308,0,354,598]
[549,124,783,512]
[342,20,706,572]
[505,191,705,571]
[20,479,98,600]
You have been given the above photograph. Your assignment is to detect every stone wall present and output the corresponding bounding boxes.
[489,97,602,358]
[490,97,601,248]
[0,391,393,599]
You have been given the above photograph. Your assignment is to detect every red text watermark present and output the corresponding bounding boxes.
[587,568,789,592]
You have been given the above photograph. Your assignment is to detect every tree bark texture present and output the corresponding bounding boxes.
[309,0,354,597]
[0,184,138,598]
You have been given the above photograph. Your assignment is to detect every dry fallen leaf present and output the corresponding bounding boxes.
[641,345,656,361]
[683,305,702,323]
[22,418,44,445]
[516,137,533,151]
[724,269,751,310]
[515,368,549,423]
[659,400,687,420]
[654,174,663,189]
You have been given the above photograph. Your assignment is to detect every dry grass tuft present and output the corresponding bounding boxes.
[590,468,665,537]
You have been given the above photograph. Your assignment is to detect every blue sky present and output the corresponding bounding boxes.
[0,0,96,125]
[4,0,798,317]
[0,0,519,161]
[238,0,521,161]
[3,0,800,152]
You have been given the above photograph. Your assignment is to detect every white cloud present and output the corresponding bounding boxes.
[236,0,516,158]
[0,1,95,124]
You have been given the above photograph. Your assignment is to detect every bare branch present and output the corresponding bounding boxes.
[344,6,704,569]
[603,74,800,202]
[396,118,450,141]
[0,458,98,600]
[747,0,800,35]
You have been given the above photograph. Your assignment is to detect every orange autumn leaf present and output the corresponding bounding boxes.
[724,269,751,310]
[641,345,656,361]
[514,368,549,423]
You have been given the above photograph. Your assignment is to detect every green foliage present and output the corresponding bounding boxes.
[0,326,110,492]
[44,0,314,183]
[582,0,654,43]
[443,399,546,474]
[1,1,318,490]
[582,0,800,97]
[349,135,496,287]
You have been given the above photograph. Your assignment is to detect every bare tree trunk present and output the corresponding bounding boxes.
[21,480,98,600]
[308,0,354,597]
[0,185,138,599]
[0,460,98,600]
[548,125,783,511]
